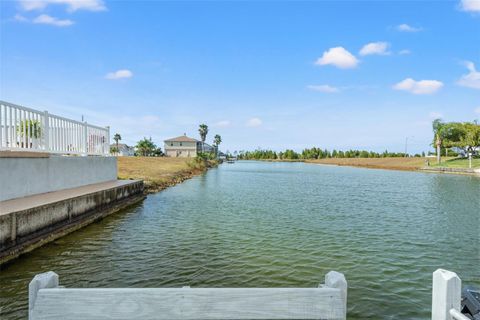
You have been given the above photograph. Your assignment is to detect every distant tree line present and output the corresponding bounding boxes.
[238,119,480,162]
[237,148,414,160]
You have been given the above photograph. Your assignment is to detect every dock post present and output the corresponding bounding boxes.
[324,271,347,320]
[432,269,462,320]
[29,271,59,320]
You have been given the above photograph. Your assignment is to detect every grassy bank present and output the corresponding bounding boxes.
[305,156,480,172]
[118,157,216,193]
[430,157,480,169]
[305,157,431,171]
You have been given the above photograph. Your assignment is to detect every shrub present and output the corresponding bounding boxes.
[17,119,42,138]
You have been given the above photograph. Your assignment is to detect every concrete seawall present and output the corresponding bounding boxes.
[0,154,118,201]
[0,180,144,265]
[420,167,480,176]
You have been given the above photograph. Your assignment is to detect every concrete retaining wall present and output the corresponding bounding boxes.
[0,156,117,201]
[420,167,480,175]
[0,180,144,265]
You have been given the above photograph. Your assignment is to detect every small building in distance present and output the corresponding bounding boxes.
[110,143,135,156]
[164,134,213,157]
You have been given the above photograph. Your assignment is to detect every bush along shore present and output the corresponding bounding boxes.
[118,157,219,194]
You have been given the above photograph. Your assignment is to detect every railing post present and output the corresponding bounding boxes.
[324,271,347,320]
[432,269,462,320]
[83,121,88,156]
[106,126,110,155]
[29,271,59,320]
[43,111,49,151]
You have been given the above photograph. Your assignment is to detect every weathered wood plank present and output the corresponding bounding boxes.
[31,287,345,320]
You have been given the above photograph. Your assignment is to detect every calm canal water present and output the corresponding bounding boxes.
[1,161,479,319]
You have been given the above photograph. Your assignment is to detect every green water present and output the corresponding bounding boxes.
[1,161,479,319]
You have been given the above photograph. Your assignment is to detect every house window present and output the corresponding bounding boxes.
[170,143,173,146]
[180,142,183,146]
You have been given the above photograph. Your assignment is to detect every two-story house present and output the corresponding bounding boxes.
[164,134,213,157]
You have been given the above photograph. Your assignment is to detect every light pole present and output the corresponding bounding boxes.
[404,136,414,157]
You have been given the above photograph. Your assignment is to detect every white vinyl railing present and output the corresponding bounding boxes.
[432,269,470,320]
[0,101,110,156]
[28,271,348,320]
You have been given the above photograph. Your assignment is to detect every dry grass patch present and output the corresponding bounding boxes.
[306,157,431,171]
[117,157,205,193]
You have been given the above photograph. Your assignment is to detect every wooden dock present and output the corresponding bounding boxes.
[28,271,347,320]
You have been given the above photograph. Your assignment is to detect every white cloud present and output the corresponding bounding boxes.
[14,14,28,21]
[399,49,411,55]
[359,42,390,56]
[105,69,133,80]
[19,0,106,12]
[307,84,340,93]
[396,24,422,32]
[214,120,231,128]
[315,47,359,69]
[457,61,480,89]
[474,107,480,114]
[246,118,262,127]
[33,14,74,26]
[460,0,480,12]
[393,78,444,94]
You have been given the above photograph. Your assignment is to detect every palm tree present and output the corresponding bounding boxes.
[198,124,209,153]
[113,133,121,155]
[135,137,156,157]
[432,119,444,164]
[213,134,222,156]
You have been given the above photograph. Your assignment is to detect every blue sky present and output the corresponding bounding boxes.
[1,0,479,154]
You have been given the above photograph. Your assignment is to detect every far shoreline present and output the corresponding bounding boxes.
[249,157,480,177]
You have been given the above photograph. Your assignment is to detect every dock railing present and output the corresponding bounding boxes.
[28,270,348,320]
[26,268,475,319]
[0,101,110,156]
[432,269,470,320]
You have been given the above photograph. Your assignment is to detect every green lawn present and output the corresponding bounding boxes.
[431,157,480,169]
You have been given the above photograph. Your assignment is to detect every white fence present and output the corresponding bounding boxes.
[0,101,110,156]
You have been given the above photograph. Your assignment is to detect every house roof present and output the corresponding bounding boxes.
[164,135,199,143]
[110,143,133,149]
